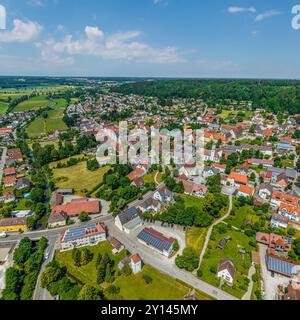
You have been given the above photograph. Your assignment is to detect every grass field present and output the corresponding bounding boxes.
[56,241,213,300]
[186,226,208,255]
[143,170,162,185]
[179,194,205,209]
[14,95,52,111]
[219,110,253,121]
[26,98,68,138]
[52,161,110,194]
[198,228,254,299]
[225,205,259,230]
[0,101,8,114]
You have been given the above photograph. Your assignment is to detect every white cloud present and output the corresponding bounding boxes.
[255,10,282,22]
[227,7,256,14]
[153,0,168,6]
[36,25,184,64]
[0,19,42,43]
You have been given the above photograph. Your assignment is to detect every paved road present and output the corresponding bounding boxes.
[0,214,114,244]
[106,220,238,301]
[242,265,255,300]
[34,236,58,301]
[0,147,7,184]
[198,194,233,268]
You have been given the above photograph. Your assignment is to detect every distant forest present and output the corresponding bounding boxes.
[113,79,300,114]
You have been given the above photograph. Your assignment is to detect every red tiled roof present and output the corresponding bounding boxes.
[228,172,248,184]
[238,185,255,196]
[4,167,16,176]
[52,199,100,217]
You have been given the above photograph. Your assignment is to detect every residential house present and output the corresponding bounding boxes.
[115,207,142,233]
[217,258,236,286]
[258,184,273,201]
[227,172,248,187]
[60,222,107,251]
[256,232,292,252]
[153,186,173,203]
[0,217,27,232]
[237,185,255,198]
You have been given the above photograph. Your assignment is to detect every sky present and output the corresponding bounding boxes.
[0,0,299,78]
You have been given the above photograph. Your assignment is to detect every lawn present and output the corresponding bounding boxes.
[55,241,128,289]
[198,228,254,299]
[56,241,213,300]
[143,170,162,185]
[26,98,68,138]
[0,101,8,114]
[14,95,52,111]
[52,161,110,194]
[219,109,253,121]
[186,226,207,255]
[225,205,259,230]
[179,194,205,209]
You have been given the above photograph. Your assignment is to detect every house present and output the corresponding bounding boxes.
[127,167,146,182]
[11,210,33,218]
[115,207,142,233]
[217,258,236,285]
[176,177,207,197]
[278,203,300,224]
[6,148,23,162]
[137,227,176,257]
[16,177,31,190]
[118,253,142,274]
[247,158,274,168]
[271,191,299,208]
[130,253,142,274]
[153,186,173,203]
[51,198,101,218]
[48,211,67,229]
[138,198,161,213]
[258,183,273,201]
[237,185,255,198]
[131,177,145,188]
[256,232,292,252]
[107,236,124,254]
[227,172,248,187]
[0,192,15,204]
[271,214,289,229]
[203,166,219,179]
[60,222,106,251]
[4,167,16,176]
[267,253,300,277]
[0,217,27,232]
[3,176,16,187]
[211,163,226,173]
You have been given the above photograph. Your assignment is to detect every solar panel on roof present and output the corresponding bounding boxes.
[267,256,297,276]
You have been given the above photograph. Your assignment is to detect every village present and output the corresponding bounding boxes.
[0,84,300,301]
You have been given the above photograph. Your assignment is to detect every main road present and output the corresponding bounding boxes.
[106,220,238,301]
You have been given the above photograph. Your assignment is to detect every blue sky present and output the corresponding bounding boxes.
[0,0,299,78]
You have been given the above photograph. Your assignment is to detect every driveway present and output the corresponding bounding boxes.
[258,244,290,300]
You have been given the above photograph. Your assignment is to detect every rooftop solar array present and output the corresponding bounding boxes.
[137,228,173,252]
[63,224,98,242]
[267,256,298,276]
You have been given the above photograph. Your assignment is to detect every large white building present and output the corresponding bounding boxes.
[60,222,107,251]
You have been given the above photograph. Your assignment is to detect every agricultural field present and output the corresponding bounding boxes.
[0,101,8,114]
[198,227,255,299]
[14,95,52,112]
[56,241,213,300]
[26,98,68,138]
[52,161,110,194]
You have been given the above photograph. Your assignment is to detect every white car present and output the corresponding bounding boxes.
[0,232,7,238]
[45,252,49,259]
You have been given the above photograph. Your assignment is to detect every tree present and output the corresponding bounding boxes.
[40,265,64,289]
[175,247,199,272]
[72,248,82,267]
[1,267,24,300]
[13,238,33,266]
[78,212,90,222]
[30,188,45,203]
[81,248,93,266]
[78,284,103,300]
[105,263,113,283]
